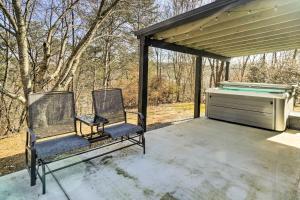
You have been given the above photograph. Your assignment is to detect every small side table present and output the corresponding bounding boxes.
[75,115,109,139]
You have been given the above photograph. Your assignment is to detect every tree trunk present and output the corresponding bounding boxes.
[293,49,298,60]
[13,0,31,101]
[240,56,250,81]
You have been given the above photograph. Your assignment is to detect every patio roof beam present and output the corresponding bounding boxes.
[147,38,230,61]
[225,61,230,81]
[138,37,149,129]
[194,56,202,118]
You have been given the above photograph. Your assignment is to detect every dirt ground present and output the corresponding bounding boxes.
[0,102,203,176]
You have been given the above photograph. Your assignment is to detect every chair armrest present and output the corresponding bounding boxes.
[94,115,109,124]
[27,129,36,147]
[125,111,145,130]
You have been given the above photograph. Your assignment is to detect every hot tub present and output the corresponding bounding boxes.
[205,82,296,131]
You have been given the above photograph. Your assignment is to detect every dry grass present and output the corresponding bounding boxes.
[127,102,205,127]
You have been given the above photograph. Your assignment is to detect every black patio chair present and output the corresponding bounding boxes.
[92,88,146,154]
[25,92,89,194]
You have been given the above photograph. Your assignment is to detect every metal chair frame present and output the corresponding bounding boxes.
[25,91,145,195]
[92,88,146,153]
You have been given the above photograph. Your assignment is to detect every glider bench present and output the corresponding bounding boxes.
[25,89,145,194]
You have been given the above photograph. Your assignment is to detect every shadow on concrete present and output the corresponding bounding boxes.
[147,118,193,131]
[0,153,25,176]
[0,118,193,176]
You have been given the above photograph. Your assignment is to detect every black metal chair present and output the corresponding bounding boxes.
[25,90,146,195]
[25,92,89,194]
[92,88,146,154]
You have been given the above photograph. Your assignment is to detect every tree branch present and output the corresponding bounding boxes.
[49,0,80,32]
[0,84,26,104]
[53,0,121,90]
[42,22,69,85]
[24,0,32,20]
[293,49,298,60]
[0,0,18,31]
[0,23,16,36]
[25,0,36,31]
[0,32,19,59]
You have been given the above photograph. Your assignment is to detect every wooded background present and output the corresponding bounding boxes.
[0,0,299,137]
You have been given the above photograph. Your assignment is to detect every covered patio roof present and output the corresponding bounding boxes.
[134,0,300,127]
[135,0,300,58]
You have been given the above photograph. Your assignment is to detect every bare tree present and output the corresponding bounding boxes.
[208,59,224,87]
[0,0,121,104]
[240,56,250,81]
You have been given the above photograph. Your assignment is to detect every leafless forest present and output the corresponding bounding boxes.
[0,0,299,137]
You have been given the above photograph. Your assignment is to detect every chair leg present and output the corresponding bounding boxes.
[30,149,37,186]
[142,133,145,154]
[42,163,46,194]
[79,122,83,136]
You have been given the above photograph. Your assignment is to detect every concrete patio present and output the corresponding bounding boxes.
[0,118,300,200]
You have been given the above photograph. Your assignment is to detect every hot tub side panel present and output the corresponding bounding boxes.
[206,92,276,130]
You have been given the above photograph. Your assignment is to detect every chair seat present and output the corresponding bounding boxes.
[35,135,90,160]
[104,123,143,139]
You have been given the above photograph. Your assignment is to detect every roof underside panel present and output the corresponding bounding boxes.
[149,0,300,58]
[135,0,241,37]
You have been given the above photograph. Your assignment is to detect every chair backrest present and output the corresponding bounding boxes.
[92,88,125,125]
[28,92,76,139]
